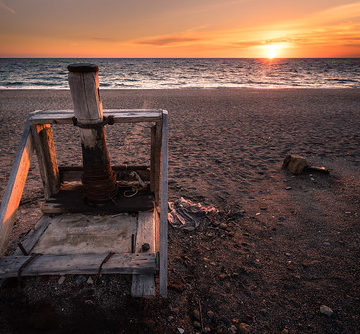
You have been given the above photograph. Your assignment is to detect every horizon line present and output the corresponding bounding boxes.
[1,57,360,59]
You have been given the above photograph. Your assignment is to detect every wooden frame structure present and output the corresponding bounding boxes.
[0,109,168,297]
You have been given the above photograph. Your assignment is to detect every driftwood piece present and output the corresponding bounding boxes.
[306,166,330,174]
[283,155,330,175]
[0,121,34,255]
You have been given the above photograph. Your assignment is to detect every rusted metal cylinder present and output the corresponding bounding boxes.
[68,63,117,203]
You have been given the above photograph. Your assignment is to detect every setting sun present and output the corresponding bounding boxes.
[266,45,278,59]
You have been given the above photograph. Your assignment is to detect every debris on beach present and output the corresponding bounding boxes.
[282,155,308,174]
[320,305,334,317]
[282,155,330,175]
[306,166,330,174]
[168,197,218,231]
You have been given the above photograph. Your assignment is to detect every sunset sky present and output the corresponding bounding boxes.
[0,0,360,58]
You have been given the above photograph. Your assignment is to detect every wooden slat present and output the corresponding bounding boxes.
[0,253,155,278]
[154,209,160,253]
[150,125,156,192]
[151,122,162,205]
[135,211,155,253]
[31,124,60,200]
[131,211,156,297]
[14,215,51,255]
[159,111,168,297]
[29,109,163,125]
[131,275,156,297]
[0,121,34,255]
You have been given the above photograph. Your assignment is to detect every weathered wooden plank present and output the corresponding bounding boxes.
[29,109,163,125]
[40,202,65,214]
[31,124,60,200]
[40,186,154,215]
[0,122,34,255]
[159,111,168,297]
[135,211,155,253]
[14,215,51,255]
[0,253,155,278]
[131,211,156,297]
[150,125,156,193]
[154,209,160,253]
[131,275,156,297]
[151,121,162,205]
[59,165,149,172]
[32,213,137,255]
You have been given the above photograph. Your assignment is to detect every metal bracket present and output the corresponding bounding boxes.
[72,115,115,128]
[97,251,115,278]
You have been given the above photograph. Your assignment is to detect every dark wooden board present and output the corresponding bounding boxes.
[59,165,150,183]
[0,253,155,278]
[43,183,154,214]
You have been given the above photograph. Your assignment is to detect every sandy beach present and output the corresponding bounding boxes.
[0,88,360,333]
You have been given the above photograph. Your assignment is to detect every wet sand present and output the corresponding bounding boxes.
[0,88,360,333]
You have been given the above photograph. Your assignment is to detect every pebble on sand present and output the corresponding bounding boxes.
[193,309,201,321]
[207,310,215,319]
[239,322,251,333]
[320,305,334,317]
[58,276,65,285]
[193,320,201,328]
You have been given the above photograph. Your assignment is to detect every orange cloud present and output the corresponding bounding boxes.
[136,36,201,46]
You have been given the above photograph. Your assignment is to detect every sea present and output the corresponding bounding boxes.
[0,58,359,89]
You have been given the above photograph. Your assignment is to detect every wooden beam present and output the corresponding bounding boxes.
[29,109,163,125]
[131,211,156,297]
[31,124,60,200]
[150,125,156,193]
[0,121,34,255]
[0,253,156,278]
[14,215,51,255]
[159,111,168,297]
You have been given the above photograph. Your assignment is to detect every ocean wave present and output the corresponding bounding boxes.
[1,58,359,89]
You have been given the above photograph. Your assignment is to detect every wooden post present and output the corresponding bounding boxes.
[31,123,60,200]
[159,111,168,297]
[68,64,117,203]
